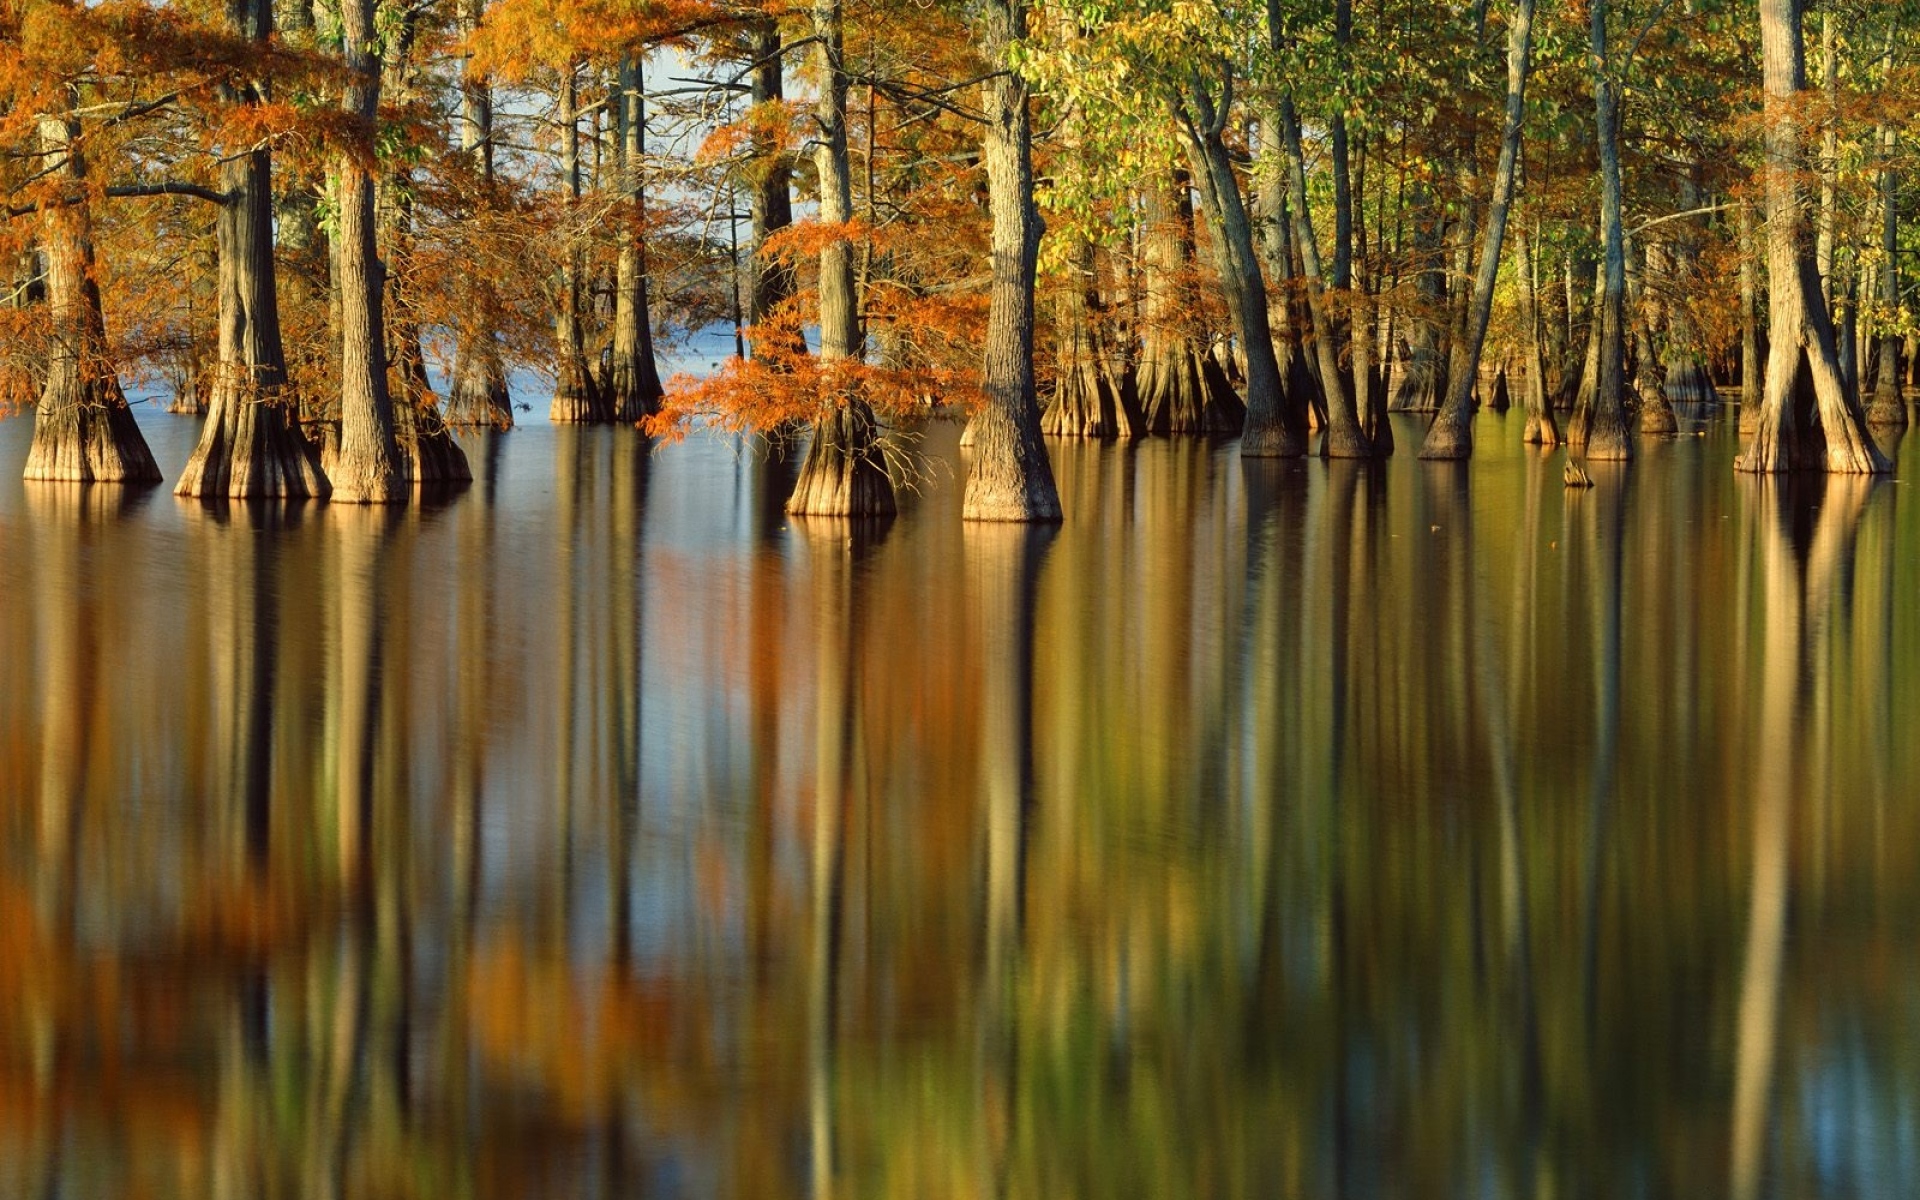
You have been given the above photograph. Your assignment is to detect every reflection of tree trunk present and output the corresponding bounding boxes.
[804,524,872,1198]
[335,509,390,899]
[29,489,98,931]
[970,523,1051,1193]
[1729,476,1867,1200]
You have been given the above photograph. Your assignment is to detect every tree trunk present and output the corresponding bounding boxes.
[1392,180,1448,411]
[1178,80,1295,454]
[1568,0,1632,461]
[1041,229,1140,437]
[790,0,895,516]
[1421,0,1534,459]
[1738,0,1890,473]
[747,16,797,346]
[446,0,513,428]
[1136,172,1243,435]
[1518,223,1561,445]
[380,4,469,485]
[1866,106,1905,427]
[26,108,161,484]
[962,0,1062,521]
[1277,99,1369,456]
[328,0,403,501]
[606,53,664,422]
[177,0,328,498]
[549,67,605,424]
[1628,239,1678,433]
[1662,163,1718,406]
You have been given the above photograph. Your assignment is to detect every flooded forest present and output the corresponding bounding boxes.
[4,0,1920,1194]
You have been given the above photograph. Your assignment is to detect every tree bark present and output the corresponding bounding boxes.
[1277,99,1370,456]
[1662,163,1718,406]
[1866,81,1906,427]
[26,107,161,484]
[1627,238,1678,433]
[1041,228,1140,437]
[446,0,514,428]
[1568,0,1632,461]
[548,67,605,424]
[177,0,329,498]
[746,17,798,346]
[1177,76,1296,454]
[1135,172,1244,436]
[1421,0,1534,459]
[1737,0,1890,473]
[326,0,403,501]
[789,0,895,516]
[1391,180,1448,411]
[606,53,664,422]
[1517,223,1561,446]
[380,3,469,485]
[962,0,1062,521]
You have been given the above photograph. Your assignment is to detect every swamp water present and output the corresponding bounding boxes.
[1,406,1918,1197]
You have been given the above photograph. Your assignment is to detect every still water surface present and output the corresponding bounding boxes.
[1,406,1917,1198]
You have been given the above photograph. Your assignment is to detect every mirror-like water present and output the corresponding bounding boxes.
[2,406,1916,1198]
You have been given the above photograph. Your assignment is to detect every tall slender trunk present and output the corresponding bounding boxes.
[1392,180,1448,411]
[1663,162,1718,405]
[1568,0,1632,460]
[446,0,513,428]
[1516,220,1561,446]
[1628,238,1678,432]
[548,69,603,423]
[1421,0,1534,459]
[1278,99,1370,456]
[26,104,161,483]
[789,0,893,515]
[962,0,1062,520]
[607,53,664,422]
[1866,40,1906,428]
[178,0,328,498]
[1178,77,1294,454]
[747,17,797,348]
[327,0,402,500]
[381,6,470,485]
[1737,0,1888,473]
[1739,201,1762,426]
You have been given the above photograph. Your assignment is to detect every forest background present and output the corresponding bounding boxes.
[1,0,1915,516]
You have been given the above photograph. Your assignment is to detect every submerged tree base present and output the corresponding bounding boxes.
[1568,408,1633,461]
[789,401,896,517]
[1664,360,1719,406]
[1137,340,1243,436]
[26,387,162,484]
[1041,358,1141,438]
[176,383,329,499]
